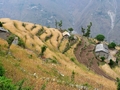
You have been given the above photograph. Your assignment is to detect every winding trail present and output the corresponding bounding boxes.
[74,38,115,81]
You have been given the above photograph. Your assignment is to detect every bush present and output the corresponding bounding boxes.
[109,59,117,68]
[108,42,116,49]
[95,34,105,41]
[100,57,105,62]
[39,45,47,57]
[117,78,120,90]
[7,34,16,47]
[0,21,3,27]
[18,37,25,48]
[0,76,16,90]
[0,65,5,76]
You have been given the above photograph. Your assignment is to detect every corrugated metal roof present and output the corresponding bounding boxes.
[95,44,109,53]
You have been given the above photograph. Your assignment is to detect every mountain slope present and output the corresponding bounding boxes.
[0,18,117,90]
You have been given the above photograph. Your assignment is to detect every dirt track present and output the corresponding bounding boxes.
[74,38,115,81]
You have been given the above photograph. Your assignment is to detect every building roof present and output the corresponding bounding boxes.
[62,31,70,36]
[0,27,9,32]
[95,44,109,53]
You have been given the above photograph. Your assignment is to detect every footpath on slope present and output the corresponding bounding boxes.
[74,38,115,81]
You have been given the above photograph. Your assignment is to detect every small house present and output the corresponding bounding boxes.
[0,27,9,40]
[95,43,109,59]
[62,31,70,38]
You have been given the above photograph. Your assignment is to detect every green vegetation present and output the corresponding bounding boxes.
[7,34,15,47]
[117,78,120,90]
[95,34,105,41]
[0,21,3,27]
[58,20,62,30]
[100,57,105,62]
[108,42,116,49]
[0,63,32,90]
[109,59,117,68]
[39,45,47,57]
[0,64,5,76]
[18,37,25,48]
[22,23,26,27]
[0,76,17,90]
[68,28,73,34]
[45,34,53,41]
[71,71,75,82]
[36,27,45,36]
[81,22,92,37]
[6,34,16,54]
[31,24,36,30]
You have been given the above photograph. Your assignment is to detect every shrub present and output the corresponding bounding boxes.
[71,71,75,82]
[0,64,5,76]
[0,76,16,90]
[100,57,105,62]
[70,58,75,62]
[117,78,120,90]
[7,34,16,47]
[108,42,116,49]
[0,21,3,27]
[18,37,25,48]
[36,27,45,36]
[109,59,117,68]
[39,45,47,57]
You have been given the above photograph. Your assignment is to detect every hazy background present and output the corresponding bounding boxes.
[0,0,120,43]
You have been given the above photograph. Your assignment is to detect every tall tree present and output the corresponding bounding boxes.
[82,22,92,37]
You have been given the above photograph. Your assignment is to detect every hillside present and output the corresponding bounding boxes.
[0,18,117,90]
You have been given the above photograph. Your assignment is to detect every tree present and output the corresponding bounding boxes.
[0,21,3,27]
[81,26,85,36]
[81,22,92,37]
[68,28,73,33]
[108,42,116,49]
[58,20,62,30]
[95,34,105,41]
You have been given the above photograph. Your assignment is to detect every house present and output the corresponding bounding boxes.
[95,43,109,59]
[62,31,70,38]
[0,27,10,40]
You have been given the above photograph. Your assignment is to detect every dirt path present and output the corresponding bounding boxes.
[74,38,115,81]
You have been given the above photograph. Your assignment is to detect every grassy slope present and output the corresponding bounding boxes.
[0,18,116,90]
